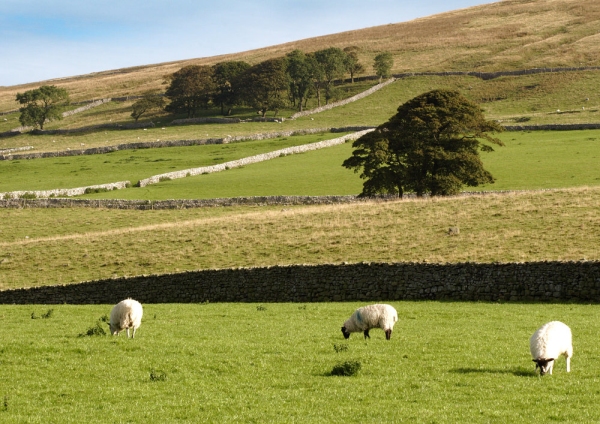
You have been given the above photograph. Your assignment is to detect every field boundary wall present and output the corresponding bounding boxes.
[0,261,598,304]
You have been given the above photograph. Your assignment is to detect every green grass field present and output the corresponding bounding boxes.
[0,132,346,193]
[2,129,600,199]
[1,302,599,423]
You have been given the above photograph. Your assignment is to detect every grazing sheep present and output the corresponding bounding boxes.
[341,304,398,340]
[109,298,143,338]
[530,321,572,375]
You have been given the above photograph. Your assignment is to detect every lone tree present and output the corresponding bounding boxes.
[373,52,394,82]
[131,91,165,122]
[343,46,365,83]
[343,89,504,197]
[16,85,69,130]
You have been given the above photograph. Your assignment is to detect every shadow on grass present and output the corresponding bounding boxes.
[450,367,537,377]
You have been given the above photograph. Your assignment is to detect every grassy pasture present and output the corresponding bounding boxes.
[3,71,600,155]
[1,302,599,423]
[0,132,344,193]
[73,129,600,200]
[2,129,600,199]
[1,187,599,290]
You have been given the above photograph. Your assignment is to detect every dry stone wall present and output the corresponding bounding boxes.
[137,129,374,187]
[290,78,396,119]
[0,261,598,305]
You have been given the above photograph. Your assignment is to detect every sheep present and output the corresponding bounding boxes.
[341,304,398,340]
[529,321,572,375]
[109,298,143,338]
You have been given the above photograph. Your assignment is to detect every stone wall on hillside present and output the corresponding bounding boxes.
[0,261,598,304]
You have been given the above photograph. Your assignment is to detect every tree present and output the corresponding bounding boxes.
[285,50,316,112]
[165,65,215,118]
[212,61,251,116]
[373,52,394,83]
[131,91,165,122]
[16,85,69,130]
[343,89,504,198]
[235,58,289,117]
[343,46,365,83]
[313,47,347,104]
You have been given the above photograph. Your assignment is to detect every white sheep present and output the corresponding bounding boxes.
[529,321,572,375]
[341,304,398,340]
[109,298,143,338]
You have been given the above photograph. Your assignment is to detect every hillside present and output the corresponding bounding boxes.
[1,0,600,111]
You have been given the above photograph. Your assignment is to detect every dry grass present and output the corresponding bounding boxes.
[2,0,600,111]
[1,186,599,290]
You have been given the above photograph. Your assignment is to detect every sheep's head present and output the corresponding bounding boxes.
[341,326,350,339]
[108,322,119,336]
[533,358,554,375]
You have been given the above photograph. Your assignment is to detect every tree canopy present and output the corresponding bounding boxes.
[236,58,289,117]
[165,65,215,118]
[373,52,394,82]
[131,91,165,122]
[343,89,504,197]
[16,85,69,130]
[212,61,250,116]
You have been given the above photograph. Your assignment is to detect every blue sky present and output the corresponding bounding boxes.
[1,0,494,87]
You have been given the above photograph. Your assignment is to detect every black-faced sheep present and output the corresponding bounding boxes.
[530,321,572,375]
[341,304,398,340]
[109,298,143,338]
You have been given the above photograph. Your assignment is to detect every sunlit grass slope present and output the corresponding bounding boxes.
[1,187,599,289]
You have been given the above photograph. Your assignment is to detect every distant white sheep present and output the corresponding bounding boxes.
[341,304,398,340]
[529,321,573,375]
[109,298,143,338]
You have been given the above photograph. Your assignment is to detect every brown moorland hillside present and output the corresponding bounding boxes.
[1,0,599,111]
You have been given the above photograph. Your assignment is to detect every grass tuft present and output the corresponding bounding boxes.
[330,360,361,376]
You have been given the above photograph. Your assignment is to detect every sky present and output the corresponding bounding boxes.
[1,0,494,87]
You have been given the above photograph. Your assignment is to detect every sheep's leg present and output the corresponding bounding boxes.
[126,327,131,338]
[132,328,136,339]
[566,357,571,372]
[385,329,392,340]
[363,329,370,339]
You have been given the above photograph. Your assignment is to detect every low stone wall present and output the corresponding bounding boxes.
[0,181,131,200]
[0,127,368,161]
[290,78,396,119]
[0,261,598,304]
[137,129,374,187]
[0,194,397,209]
[503,124,600,131]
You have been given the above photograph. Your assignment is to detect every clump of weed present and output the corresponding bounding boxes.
[31,308,54,319]
[158,176,172,182]
[78,317,108,337]
[150,369,167,381]
[330,360,361,376]
[298,305,307,310]
[2,395,8,412]
[333,343,349,353]
[19,192,37,199]
[256,305,267,311]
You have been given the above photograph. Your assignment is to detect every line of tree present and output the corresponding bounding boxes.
[163,47,392,118]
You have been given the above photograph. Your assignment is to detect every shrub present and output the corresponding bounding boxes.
[78,318,107,337]
[333,344,349,353]
[330,360,361,376]
[150,369,167,381]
